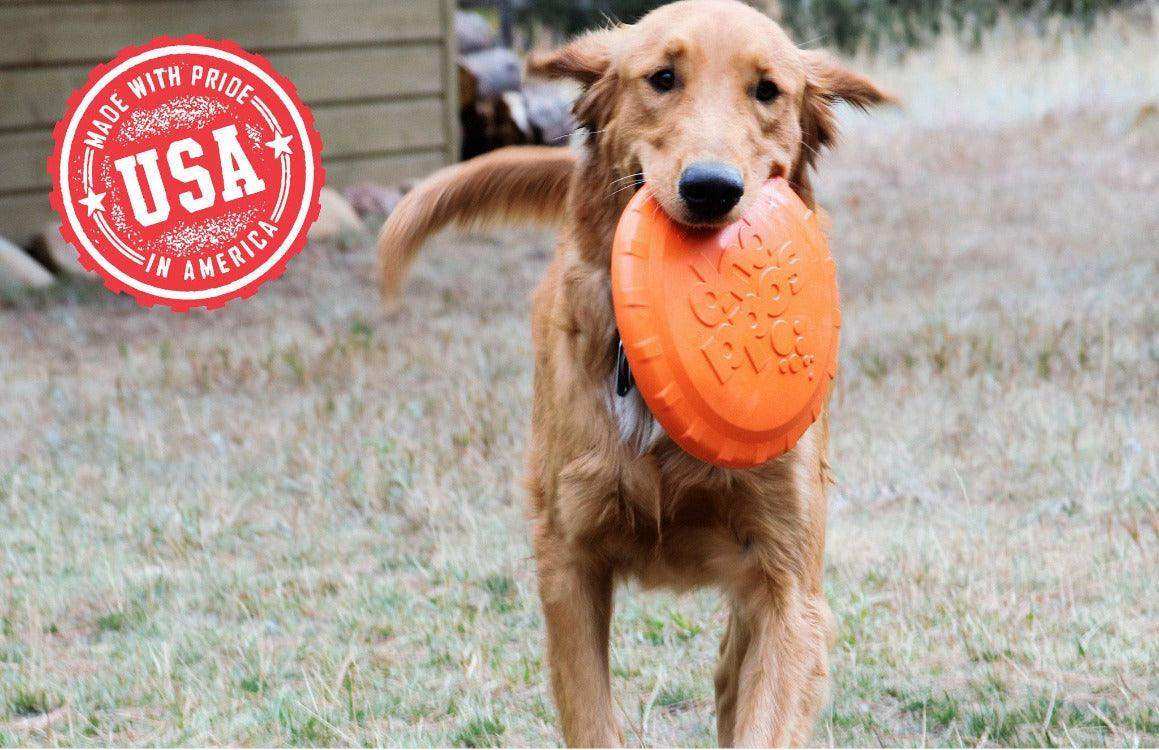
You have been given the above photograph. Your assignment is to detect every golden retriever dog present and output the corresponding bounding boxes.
[378,0,892,744]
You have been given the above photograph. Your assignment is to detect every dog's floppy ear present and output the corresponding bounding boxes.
[797,50,894,149]
[793,50,895,203]
[528,28,623,129]
[802,50,896,112]
[526,27,620,86]
[799,50,896,152]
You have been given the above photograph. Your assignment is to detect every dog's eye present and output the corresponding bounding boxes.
[647,68,677,93]
[754,79,780,103]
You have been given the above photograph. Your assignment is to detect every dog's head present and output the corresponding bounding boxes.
[529,0,894,225]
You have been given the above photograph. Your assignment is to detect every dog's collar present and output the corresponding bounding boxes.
[615,334,635,397]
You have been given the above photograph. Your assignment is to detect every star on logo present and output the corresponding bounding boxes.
[78,189,106,216]
[266,133,293,158]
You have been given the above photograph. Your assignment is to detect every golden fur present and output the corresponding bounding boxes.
[378,146,576,308]
[377,1,892,744]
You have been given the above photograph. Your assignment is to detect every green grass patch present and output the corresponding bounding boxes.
[7,686,58,718]
[452,715,506,748]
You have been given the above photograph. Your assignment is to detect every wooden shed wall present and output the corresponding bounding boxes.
[0,0,458,242]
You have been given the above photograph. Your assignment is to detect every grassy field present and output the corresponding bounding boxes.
[2,15,1156,748]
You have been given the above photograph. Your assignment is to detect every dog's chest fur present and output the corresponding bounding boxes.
[605,370,667,454]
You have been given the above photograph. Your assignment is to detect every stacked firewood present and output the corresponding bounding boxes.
[456,10,577,159]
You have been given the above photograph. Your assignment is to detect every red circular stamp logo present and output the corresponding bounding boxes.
[50,36,323,311]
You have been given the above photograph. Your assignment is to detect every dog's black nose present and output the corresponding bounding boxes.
[678,162,744,220]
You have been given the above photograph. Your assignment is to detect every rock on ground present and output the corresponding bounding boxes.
[308,187,366,247]
[0,234,54,289]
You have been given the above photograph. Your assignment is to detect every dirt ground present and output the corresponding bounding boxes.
[1,17,1156,748]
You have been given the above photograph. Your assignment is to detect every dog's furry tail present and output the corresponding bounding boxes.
[377,145,576,308]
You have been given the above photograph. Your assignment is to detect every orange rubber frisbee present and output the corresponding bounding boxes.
[611,178,840,468]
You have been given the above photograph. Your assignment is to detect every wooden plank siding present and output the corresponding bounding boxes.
[0,1,444,67]
[0,0,457,242]
[0,44,446,131]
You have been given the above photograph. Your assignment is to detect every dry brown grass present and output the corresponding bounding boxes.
[1,14,1156,747]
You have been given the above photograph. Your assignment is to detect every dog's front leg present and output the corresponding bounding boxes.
[534,534,621,747]
[715,578,831,747]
